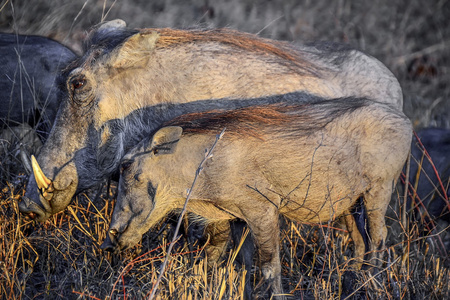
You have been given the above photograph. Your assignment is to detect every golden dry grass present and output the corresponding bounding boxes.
[1,165,449,299]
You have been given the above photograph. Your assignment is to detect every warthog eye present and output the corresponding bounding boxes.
[71,77,86,90]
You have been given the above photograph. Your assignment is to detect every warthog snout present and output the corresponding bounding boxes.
[100,226,130,253]
[18,156,55,221]
[20,155,78,222]
[100,229,119,252]
[19,196,47,221]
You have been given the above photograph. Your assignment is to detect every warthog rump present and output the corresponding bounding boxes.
[19,19,404,222]
[102,97,412,297]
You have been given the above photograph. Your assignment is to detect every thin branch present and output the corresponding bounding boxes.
[147,128,226,300]
[401,150,410,273]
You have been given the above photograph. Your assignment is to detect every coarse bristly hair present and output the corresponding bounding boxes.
[165,97,374,140]
[149,27,322,76]
[103,92,325,163]
[66,26,326,78]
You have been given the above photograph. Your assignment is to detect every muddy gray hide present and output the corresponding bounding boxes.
[0,33,77,139]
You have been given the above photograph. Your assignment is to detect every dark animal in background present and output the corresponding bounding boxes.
[409,128,450,224]
[0,33,77,139]
[0,123,42,182]
[101,98,412,298]
[19,19,405,223]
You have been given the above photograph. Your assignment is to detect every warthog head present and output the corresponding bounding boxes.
[20,19,139,221]
[101,126,185,252]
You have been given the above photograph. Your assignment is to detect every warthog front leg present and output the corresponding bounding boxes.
[204,220,231,266]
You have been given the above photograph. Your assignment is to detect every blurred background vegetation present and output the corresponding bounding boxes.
[1,0,449,129]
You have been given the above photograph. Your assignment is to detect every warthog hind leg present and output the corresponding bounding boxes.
[363,182,391,268]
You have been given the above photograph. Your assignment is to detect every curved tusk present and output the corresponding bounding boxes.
[31,155,52,190]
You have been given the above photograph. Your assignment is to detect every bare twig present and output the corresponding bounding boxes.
[147,128,226,300]
[401,151,411,273]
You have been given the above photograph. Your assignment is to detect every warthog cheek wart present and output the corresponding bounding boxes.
[147,182,156,204]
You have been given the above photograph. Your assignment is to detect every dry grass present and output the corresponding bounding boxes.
[1,174,449,299]
[0,0,449,299]
[0,183,250,299]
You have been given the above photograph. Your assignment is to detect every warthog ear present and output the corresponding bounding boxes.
[151,126,183,154]
[109,31,160,69]
[98,19,126,31]
[86,19,127,47]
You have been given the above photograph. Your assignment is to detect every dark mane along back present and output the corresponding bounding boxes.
[165,97,372,140]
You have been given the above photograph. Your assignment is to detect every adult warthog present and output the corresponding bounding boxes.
[101,98,412,298]
[20,19,403,222]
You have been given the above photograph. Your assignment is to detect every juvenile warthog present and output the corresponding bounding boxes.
[102,98,412,297]
[20,19,403,222]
